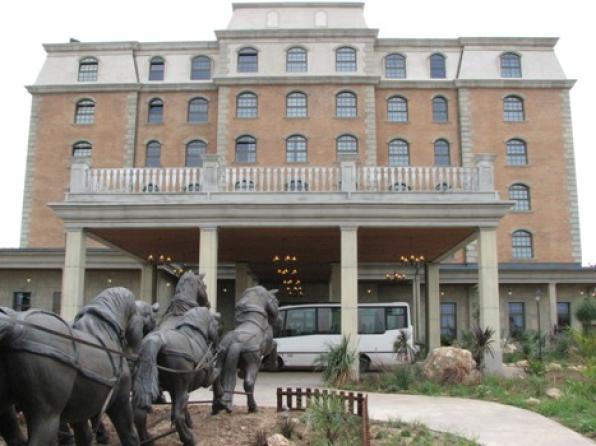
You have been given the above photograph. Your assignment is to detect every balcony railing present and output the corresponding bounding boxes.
[70,154,496,196]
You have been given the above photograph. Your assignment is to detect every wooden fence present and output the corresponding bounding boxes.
[276,387,370,446]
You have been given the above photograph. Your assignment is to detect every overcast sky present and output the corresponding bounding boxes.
[0,0,594,264]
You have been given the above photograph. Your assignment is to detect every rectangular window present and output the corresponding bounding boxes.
[317,307,341,334]
[508,302,525,336]
[358,307,385,334]
[283,308,316,337]
[13,292,32,311]
[557,302,571,328]
[386,307,408,330]
[440,302,457,340]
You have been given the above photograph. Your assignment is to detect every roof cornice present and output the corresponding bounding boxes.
[232,2,364,9]
[215,28,378,39]
[455,79,576,89]
[459,37,559,47]
[213,75,380,85]
[43,42,139,53]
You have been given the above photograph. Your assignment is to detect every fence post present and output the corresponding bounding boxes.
[277,388,282,411]
[202,154,221,192]
[69,156,91,194]
[338,153,359,192]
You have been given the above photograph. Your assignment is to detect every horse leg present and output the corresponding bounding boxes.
[0,407,26,446]
[243,358,260,413]
[106,386,140,446]
[134,407,153,446]
[184,406,194,429]
[171,388,196,446]
[26,411,61,446]
[71,421,92,446]
[211,377,227,415]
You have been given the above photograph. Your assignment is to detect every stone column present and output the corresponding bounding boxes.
[61,228,87,320]
[328,263,341,302]
[199,227,219,310]
[139,264,154,303]
[411,274,422,343]
[235,263,254,303]
[477,227,503,374]
[547,282,558,333]
[340,226,359,380]
[425,263,441,352]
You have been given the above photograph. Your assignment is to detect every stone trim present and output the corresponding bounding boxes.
[27,83,217,94]
[216,87,230,162]
[214,75,380,85]
[363,85,377,165]
[19,95,42,248]
[455,79,576,89]
[457,88,474,167]
[560,90,582,263]
[215,28,379,39]
[123,92,138,167]
[232,2,365,9]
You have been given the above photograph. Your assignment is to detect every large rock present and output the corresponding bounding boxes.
[422,347,477,384]
[546,387,562,400]
[267,433,293,446]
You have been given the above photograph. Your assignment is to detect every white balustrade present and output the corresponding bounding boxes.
[85,167,204,193]
[358,166,479,192]
[79,165,481,194]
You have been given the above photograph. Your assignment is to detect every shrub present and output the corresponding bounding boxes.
[279,410,295,439]
[518,330,547,360]
[461,325,495,369]
[576,298,596,332]
[571,329,596,360]
[315,335,357,386]
[302,395,361,446]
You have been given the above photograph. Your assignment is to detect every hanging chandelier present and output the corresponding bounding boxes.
[273,254,303,296]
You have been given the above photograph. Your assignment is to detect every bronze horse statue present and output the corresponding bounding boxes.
[133,307,219,446]
[132,271,211,445]
[212,286,280,414]
[0,287,155,446]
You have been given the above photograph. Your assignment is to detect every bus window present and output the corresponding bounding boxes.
[358,307,385,334]
[284,308,316,337]
[386,307,407,330]
[274,310,285,337]
[318,307,341,334]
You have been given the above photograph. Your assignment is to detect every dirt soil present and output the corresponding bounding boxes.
[105,405,291,446]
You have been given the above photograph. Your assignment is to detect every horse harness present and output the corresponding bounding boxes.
[3,308,123,388]
[157,321,216,373]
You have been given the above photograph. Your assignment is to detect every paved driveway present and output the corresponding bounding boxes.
[190,371,594,446]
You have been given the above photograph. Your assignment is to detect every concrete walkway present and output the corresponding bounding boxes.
[190,371,594,446]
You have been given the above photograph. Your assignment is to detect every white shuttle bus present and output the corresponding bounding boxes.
[273,302,413,371]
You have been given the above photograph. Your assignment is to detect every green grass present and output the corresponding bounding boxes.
[348,362,596,439]
[372,420,480,446]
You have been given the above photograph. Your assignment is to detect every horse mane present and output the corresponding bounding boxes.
[74,287,136,333]
[163,271,207,317]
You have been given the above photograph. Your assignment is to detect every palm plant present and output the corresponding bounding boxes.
[314,335,357,386]
[462,325,495,369]
[393,330,416,363]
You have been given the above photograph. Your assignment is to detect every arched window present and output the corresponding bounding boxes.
[238,47,258,73]
[145,141,161,167]
[512,230,533,258]
[387,96,408,122]
[72,141,92,158]
[236,92,258,118]
[506,139,528,165]
[78,57,98,82]
[336,134,358,155]
[336,91,357,118]
[504,95,525,121]
[191,56,211,80]
[235,135,256,163]
[388,139,410,166]
[501,52,522,78]
[286,135,307,163]
[188,97,208,123]
[434,139,450,166]
[430,53,446,79]
[148,98,164,124]
[286,92,307,118]
[74,99,95,124]
[432,96,448,122]
[385,53,406,79]
[509,184,531,211]
[287,47,307,72]
[336,47,357,72]
[185,140,206,167]
[149,57,165,81]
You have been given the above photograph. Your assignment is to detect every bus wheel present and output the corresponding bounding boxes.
[359,355,371,374]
